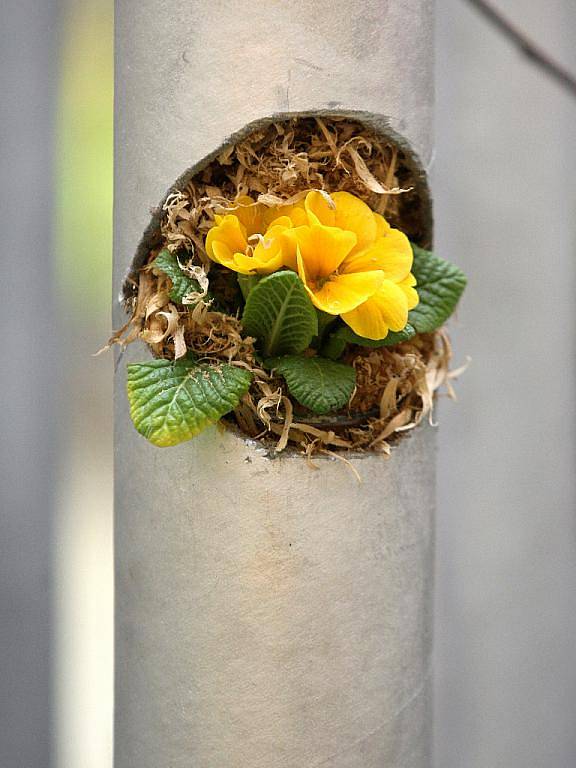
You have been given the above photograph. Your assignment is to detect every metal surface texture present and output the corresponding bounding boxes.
[114,1,435,765]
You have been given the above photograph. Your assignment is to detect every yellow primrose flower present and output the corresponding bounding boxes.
[206,213,288,275]
[285,223,386,315]
[205,196,303,275]
[204,190,418,340]
[284,191,419,340]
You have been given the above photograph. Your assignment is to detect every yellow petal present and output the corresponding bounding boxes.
[331,191,377,251]
[232,197,266,235]
[233,250,284,275]
[247,226,287,273]
[235,195,254,206]
[209,240,231,266]
[373,212,391,238]
[263,215,293,231]
[301,268,385,315]
[304,190,336,227]
[341,230,413,281]
[278,231,298,271]
[213,219,289,275]
[263,221,299,271]
[339,243,383,274]
[260,201,307,230]
[398,273,419,310]
[285,204,308,227]
[210,241,248,272]
[288,224,356,279]
[282,202,309,227]
[378,229,413,280]
[342,280,409,339]
[341,300,390,340]
[205,215,247,262]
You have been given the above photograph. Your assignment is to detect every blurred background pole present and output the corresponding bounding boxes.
[114,2,434,766]
[0,1,60,766]
[434,1,576,766]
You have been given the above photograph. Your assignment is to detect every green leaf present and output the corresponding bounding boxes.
[408,244,467,333]
[335,323,416,348]
[266,356,356,415]
[237,274,261,301]
[315,310,338,339]
[126,359,252,447]
[321,323,416,359]
[320,333,348,361]
[242,271,318,357]
[153,248,201,304]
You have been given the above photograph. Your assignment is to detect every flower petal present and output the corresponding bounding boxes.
[232,197,266,236]
[205,215,247,262]
[278,232,298,271]
[261,201,307,230]
[209,240,233,267]
[210,241,255,274]
[304,190,336,227]
[304,270,385,315]
[341,279,409,339]
[341,300,391,340]
[373,212,391,238]
[233,250,284,274]
[398,273,419,310]
[285,204,308,227]
[331,191,377,251]
[263,215,293,231]
[341,230,413,281]
[288,224,356,279]
[377,229,413,280]
[257,218,299,271]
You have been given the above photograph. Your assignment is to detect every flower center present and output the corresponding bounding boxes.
[311,270,339,291]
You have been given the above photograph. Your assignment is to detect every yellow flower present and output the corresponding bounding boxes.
[204,191,418,340]
[205,196,302,275]
[284,191,419,340]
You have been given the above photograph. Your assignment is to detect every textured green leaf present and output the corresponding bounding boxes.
[237,273,261,301]
[153,248,201,304]
[408,245,467,333]
[315,310,338,339]
[320,333,348,361]
[329,323,416,351]
[266,356,356,415]
[242,271,318,357]
[126,359,252,447]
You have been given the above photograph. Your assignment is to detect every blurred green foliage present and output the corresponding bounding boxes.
[55,1,113,316]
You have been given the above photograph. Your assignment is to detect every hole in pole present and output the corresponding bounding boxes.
[117,113,446,455]
[123,112,432,298]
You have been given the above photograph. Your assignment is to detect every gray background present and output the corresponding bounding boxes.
[0,1,575,766]
[0,2,59,767]
[435,1,576,766]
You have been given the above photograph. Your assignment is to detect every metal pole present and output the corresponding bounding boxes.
[114,2,435,766]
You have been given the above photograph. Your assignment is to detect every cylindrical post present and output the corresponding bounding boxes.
[114,2,435,767]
